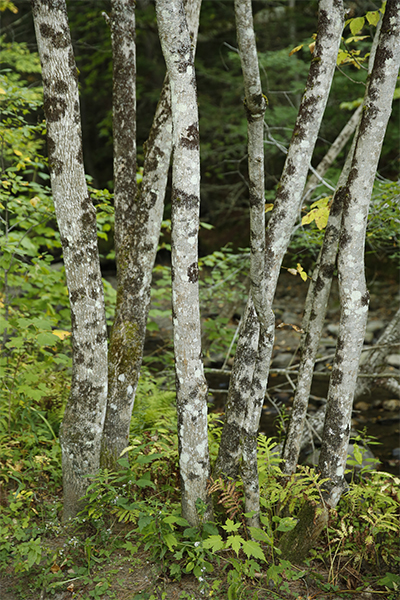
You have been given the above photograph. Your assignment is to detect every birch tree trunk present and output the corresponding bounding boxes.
[31,0,108,521]
[230,0,270,528]
[101,0,202,469]
[215,0,344,488]
[282,18,383,475]
[318,1,400,508]
[156,0,212,526]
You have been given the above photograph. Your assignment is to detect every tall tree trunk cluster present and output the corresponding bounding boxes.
[31,0,400,540]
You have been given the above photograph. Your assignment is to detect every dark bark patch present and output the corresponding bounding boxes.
[321,263,335,279]
[43,94,67,123]
[53,79,68,95]
[309,309,317,322]
[315,275,325,293]
[50,158,64,175]
[181,123,199,151]
[172,188,199,210]
[60,235,69,248]
[76,145,83,164]
[331,367,343,386]
[188,471,200,481]
[361,291,370,306]
[285,159,296,177]
[96,331,107,344]
[339,230,351,249]
[187,262,198,283]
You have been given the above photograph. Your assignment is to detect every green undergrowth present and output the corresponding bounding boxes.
[0,388,399,600]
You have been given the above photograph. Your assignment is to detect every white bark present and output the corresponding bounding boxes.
[156,0,211,526]
[282,18,383,475]
[216,0,344,485]
[31,0,108,520]
[101,0,202,468]
[231,0,270,528]
[318,1,400,508]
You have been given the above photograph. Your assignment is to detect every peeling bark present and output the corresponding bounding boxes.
[216,0,344,489]
[101,0,202,469]
[318,1,400,508]
[156,0,211,526]
[31,0,108,520]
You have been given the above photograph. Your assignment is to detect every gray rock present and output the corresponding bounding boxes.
[366,319,385,333]
[382,399,400,411]
[387,354,400,368]
[327,323,340,336]
[271,352,294,368]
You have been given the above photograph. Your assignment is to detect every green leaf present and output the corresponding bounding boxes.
[203,534,224,552]
[349,16,365,36]
[163,532,178,551]
[225,535,242,556]
[273,516,298,532]
[248,527,273,546]
[36,332,58,346]
[242,540,266,562]
[222,518,241,533]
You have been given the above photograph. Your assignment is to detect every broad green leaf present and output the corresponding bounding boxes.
[36,332,58,346]
[249,527,273,545]
[203,534,224,552]
[163,532,178,551]
[222,518,241,533]
[225,535,242,556]
[242,540,266,562]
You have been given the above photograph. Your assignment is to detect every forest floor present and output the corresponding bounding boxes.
[1,267,398,600]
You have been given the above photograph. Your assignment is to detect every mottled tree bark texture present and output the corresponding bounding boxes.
[156,0,212,526]
[215,0,344,487]
[31,0,108,521]
[101,0,202,469]
[283,18,383,475]
[318,0,400,507]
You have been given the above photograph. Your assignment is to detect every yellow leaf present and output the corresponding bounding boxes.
[29,196,40,207]
[265,203,274,213]
[1,180,10,187]
[289,44,303,57]
[52,330,71,340]
[14,149,22,156]
[308,41,316,54]
[366,11,380,27]
[300,270,308,282]
[287,268,298,276]
[314,207,329,230]
[0,88,6,95]
[0,202,4,209]
[349,16,365,36]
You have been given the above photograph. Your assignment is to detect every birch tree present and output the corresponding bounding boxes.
[282,17,383,476]
[31,0,108,521]
[280,0,400,561]
[215,0,344,516]
[156,0,212,526]
[101,0,202,470]
[318,0,400,508]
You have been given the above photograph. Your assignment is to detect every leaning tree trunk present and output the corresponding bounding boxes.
[280,0,400,564]
[31,0,108,520]
[282,17,382,475]
[101,0,202,469]
[318,1,400,508]
[215,0,344,488]
[156,0,212,526]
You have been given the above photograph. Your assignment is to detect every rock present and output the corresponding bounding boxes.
[271,352,293,368]
[382,399,400,411]
[366,319,385,333]
[354,401,369,411]
[327,324,340,336]
[392,448,400,459]
[387,354,400,368]
[364,331,374,343]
